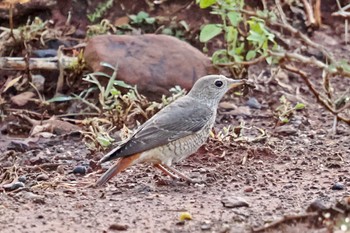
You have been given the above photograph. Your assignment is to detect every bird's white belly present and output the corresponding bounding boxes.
[133,129,210,167]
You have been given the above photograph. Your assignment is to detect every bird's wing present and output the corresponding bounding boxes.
[99,96,213,163]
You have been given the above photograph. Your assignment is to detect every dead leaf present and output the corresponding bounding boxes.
[114,16,129,26]
[10,91,35,106]
[3,75,22,93]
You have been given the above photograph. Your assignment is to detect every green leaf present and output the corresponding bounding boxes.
[129,15,137,22]
[265,56,273,65]
[279,116,289,123]
[246,50,256,60]
[179,20,189,31]
[200,24,222,42]
[295,102,306,110]
[97,135,112,147]
[114,80,133,89]
[225,26,237,43]
[137,11,149,20]
[212,49,229,64]
[145,17,155,24]
[161,28,173,35]
[110,87,121,96]
[247,31,265,45]
[199,0,216,8]
[100,62,117,70]
[227,12,242,27]
[46,95,75,103]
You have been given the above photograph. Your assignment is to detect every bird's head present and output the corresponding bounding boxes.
[188,75,245,106]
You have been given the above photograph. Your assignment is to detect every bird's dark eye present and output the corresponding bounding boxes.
[214,80,223,87]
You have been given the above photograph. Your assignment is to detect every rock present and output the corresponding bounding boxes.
[200,221,212,231]
[244,187,253,193]
[332,182,345,190]
[19,191,45,204]
[7,140,30,152]
[108,223,128,231]
[3,182,25,191]
[84,34,214,99]
[221,196,249,208]
[31,74,45,91]
[72,165,87,175]
[274,125,298,135]
[246,97,261,109]
[36,173,49,181]
[17,176,26,183]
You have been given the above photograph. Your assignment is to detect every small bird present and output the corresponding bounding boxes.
[95,75,245,186]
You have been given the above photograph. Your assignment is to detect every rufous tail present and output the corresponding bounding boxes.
[95,153,140,187]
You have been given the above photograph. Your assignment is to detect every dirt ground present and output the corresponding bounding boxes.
[1,1,350,233]
[1,73,350,233]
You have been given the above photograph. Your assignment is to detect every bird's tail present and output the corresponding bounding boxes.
[95,153,140,187]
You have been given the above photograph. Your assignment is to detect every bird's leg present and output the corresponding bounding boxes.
[154,164,180,180]
[160,164,199,184]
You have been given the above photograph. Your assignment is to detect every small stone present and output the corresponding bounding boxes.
[17,175,26,183]
[244,187,253,193]
[3,182,25,191]
[7,140,30,152]
[246,97,261,109]
[72,165,87,175]
[175,221,185,226]
[31,74,45,91]
[332,182,345,190]
[20,191,45,204]
[57,165,65,175]
[221,196,249,208]
[200,221,212,231]
[36,173,49,181]
[108,223,128,231]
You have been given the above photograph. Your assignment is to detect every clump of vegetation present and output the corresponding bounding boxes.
[275,95,305,124]
[87,0,114,23]
[197,0,350,129]
[75,62,185,150]
[198,0,277,77]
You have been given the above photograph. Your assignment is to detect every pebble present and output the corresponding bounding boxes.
[332,182,345,190]
[36,173,49,181]
[246,97,261,109]
[72,165,87,175]
[244,187,253,192]
[221,196,249,208]
[3,182,25,191]
[18,175,26,183]
[109,223,129,231]
[20,191,45,204]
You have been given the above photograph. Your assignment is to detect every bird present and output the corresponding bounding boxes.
[95,74,245,186]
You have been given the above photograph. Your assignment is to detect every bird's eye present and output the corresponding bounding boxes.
[214,80,223,87]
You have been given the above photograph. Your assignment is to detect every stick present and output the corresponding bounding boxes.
[0,56,78,70]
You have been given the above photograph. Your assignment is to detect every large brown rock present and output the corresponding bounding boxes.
[84,34,214,99]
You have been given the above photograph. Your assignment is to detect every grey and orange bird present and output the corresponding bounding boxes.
[95,75,244,186]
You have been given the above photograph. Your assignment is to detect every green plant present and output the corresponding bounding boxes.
[129,11,156,25]
[275,95,305,124]
[86,19,116,37]
[87,0,114,23]
[197,0,277,76]
[160,19,189,40]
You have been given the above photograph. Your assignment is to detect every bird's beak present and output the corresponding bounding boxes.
[228,79,245,89]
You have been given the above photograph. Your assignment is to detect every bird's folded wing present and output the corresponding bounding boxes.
[100,97,213,163]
